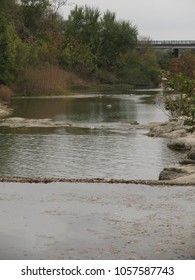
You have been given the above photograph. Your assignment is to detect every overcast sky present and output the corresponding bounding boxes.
[62,0,195,40]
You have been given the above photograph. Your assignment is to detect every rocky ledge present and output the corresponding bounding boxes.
[1,112,194,185]
[148,119,195,184]
[0,176,194,186]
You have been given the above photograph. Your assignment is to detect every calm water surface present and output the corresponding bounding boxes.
[0,91,182,179]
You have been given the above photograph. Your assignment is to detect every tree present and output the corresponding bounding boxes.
[63,5,101,51]
[62,5,138,76]
[0,15,20,85]
[51,0,69,15]
[164,53,195,128]
[60,38,96,74]
[97,11,137,69]
[0,0,16,16]
[20,0,51,36]
[116,45,160,85]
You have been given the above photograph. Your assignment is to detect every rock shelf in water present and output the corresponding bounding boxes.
[1,115,195,185]
[0,176,195,186]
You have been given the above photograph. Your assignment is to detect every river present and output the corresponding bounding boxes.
[0,89,182,179]
[1,89,194,261]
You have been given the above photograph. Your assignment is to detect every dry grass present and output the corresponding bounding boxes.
[16,65,86,96]
[0,86,14,101]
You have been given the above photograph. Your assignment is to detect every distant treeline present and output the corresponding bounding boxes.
[0,0,161,96]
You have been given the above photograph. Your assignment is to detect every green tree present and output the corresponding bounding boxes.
[0,0,16,16]
[61,38,96,74]
[0,15,20,85]
[63,5,101,52]
[20,0,51,36]
[116,46,160,85]
[164,53,195,128]
[97,11,137,70]
[62,5,138,77]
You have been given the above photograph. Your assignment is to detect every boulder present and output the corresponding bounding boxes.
[180,150,195,165]
[159,166,190,180]
[167,138,191,151]
[187,150,195,160]
[130,121,139,125]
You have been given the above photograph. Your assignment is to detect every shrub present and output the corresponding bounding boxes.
[0,85,14,101]
[15,65,85,95]
[163,53,195,130]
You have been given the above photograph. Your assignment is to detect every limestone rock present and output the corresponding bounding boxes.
[147,118,188,136]
[167,139,192,151]
[180,150,195,165]
[187,150,195,160]
[159,167,190,180]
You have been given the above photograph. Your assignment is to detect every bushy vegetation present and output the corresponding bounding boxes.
[0,0,161,97]
[164,53,195,129]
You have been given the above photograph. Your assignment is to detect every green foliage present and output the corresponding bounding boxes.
[0,0,16,16]
[61,38,96,75]
[63,6,138,71]
[0,2,161,92]
[0,15,20,85]
[116,47,160,85]
[20,0,51,35]
[64,5,101,49]
[61,6,160,84]
[97,11,137,70]
[164,53,195,128]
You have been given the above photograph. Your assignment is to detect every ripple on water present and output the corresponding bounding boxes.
[0,129,182,180]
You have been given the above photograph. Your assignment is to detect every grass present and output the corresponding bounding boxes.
[0,85,14,101]
[15,65,87,96]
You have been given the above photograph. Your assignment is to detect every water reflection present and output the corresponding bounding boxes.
[9,95,138,123]
[0,92,182,179]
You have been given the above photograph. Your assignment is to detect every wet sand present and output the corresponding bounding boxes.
[0,182,194,260]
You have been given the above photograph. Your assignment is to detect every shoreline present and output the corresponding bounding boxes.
[147,119,195,184]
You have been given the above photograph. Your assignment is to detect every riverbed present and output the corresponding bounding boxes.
[0,182,194,260]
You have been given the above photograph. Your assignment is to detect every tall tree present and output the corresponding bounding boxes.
[62,6,138,71]
[0,15,20,85]
[64,5,101,51]
[98,11,137,69]
[20,0,51,36]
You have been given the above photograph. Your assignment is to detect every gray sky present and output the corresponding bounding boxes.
[62,0,195,40]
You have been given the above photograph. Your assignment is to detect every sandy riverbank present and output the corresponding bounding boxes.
[0,182,194,260]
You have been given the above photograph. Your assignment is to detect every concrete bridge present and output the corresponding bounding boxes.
[139,40,195,57]
[151,40,195,49]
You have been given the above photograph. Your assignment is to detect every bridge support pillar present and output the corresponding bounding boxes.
[172,48,179,58]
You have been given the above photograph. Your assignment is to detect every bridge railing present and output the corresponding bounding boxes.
[150,40,195,46]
